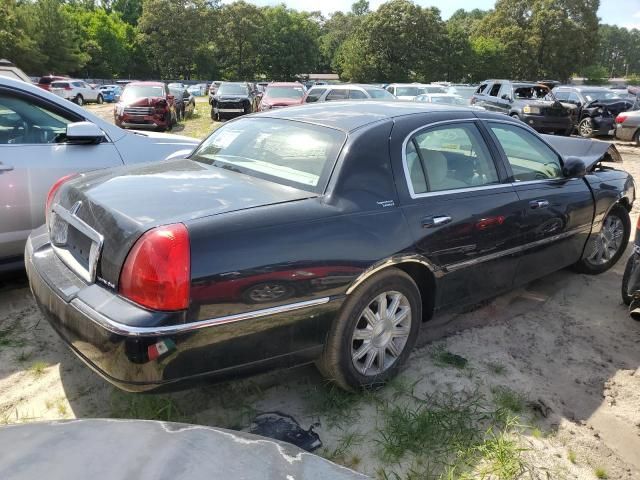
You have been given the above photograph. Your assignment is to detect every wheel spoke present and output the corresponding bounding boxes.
[387,339,402,357]
[363,348,377,371]
[376,294,388,318]
[376,347,386,370]
[387,293,401,318]
[353,328,373,341]
[392,307,410,326]
[362,307,378,327]
[353,341,373,361]
[391,326,410,338]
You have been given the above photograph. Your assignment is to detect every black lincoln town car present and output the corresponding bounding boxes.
[26,102,634,392]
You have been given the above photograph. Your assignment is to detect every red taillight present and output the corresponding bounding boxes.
[64,85,72,91]
[46,173,78,214]
[119,223,190,311]
[616,114,628,124]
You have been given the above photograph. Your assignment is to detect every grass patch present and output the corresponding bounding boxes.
[492,386,527,415]
[304,382,362,427]
[29,361,48,377]
[0,323,26,349]
[471,419,528,479]
[486,361,507,376]
[568,449,577,464]
[15,350,32,363]
[595,467,608,479]
[173,108,219,140]
[110,391,186,422]
[322,430,365,468]
[431,346,468,369]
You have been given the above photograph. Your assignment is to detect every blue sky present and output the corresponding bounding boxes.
[222,0,640,29]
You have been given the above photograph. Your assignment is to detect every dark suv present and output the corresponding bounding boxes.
[471,80,573,135]
[210,82,259,121]
[552,86,635,138]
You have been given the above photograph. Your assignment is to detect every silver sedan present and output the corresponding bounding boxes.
[615,108,640,145]
[0,77,199,272]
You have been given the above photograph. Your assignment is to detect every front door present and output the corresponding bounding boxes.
[393,118,525,309]
[485,121,594,285]
[0,87,123,264]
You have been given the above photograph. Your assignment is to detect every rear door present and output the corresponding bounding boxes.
[391,114,524,309]
[0,87,123,263]
[485,120,594,284]
[483,82,503,112]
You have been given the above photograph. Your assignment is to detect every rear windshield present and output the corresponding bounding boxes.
[365,88,395,99]
[218,83,248,95]
[51,82,69,88]
[265,86,304,99]
[38,77,54,84]
[121,85,164,101]
[395,87,421,97]
[191,118,346,193]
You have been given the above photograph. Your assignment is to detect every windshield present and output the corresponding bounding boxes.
[583,90,621,102]
[191,118,346,192]
[121,85,164,102]
[218,83,249,95]
[365,88,395,99]
[395,87,421,97]
[513,85,550,99]
[265,86,304,99]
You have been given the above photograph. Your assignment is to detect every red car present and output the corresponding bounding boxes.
[37,75,68,91]
[114,81,177,132]
[259,82,306,111]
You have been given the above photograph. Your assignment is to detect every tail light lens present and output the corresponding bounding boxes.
[64,85,72,91]
[119,223,190,311]
[46,173,78,215]
[616,114,628,124]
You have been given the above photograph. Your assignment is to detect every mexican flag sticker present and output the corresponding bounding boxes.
[148,339,176,361]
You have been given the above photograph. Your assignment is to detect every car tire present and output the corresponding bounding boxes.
[578,118,594,138]
[574,204,630,274]
[621,255,636,306]
[316,267,421,391]
[75,95,84,106]
[633,129,640,147]
[97,94,104,105]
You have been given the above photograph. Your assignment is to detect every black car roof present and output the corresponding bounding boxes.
[254,101,475,132]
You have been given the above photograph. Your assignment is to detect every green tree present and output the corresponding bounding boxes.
[111,0,143,25]
[335,0,446,83]
[76,8,130,77]
[259,6,320,80]
[215,1,263,79]
[138,0,210,79]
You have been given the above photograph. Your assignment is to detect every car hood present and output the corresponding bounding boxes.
[513,99,566,108]
[542,134,622,171]
[263,97,303,106]
[119,96,166,107]
[54,158,315,284]
[584,98,634,115]
[216,95,250,101]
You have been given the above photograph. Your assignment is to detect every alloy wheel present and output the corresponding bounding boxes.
[351,291,412,377]
[587,214,624,265]
[579,119,593,137]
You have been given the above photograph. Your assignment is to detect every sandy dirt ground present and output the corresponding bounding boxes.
[0,141,639,479]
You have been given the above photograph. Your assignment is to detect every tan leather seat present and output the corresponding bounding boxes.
[423,150,467,191]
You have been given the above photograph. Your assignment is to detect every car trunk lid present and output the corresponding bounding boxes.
[49,158,316,289]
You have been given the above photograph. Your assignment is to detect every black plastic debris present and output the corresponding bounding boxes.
[249,411,322,452]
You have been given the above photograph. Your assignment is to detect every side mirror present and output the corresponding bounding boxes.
[65,122,104,144]
[563,157,586,178]
[501,94,512,102]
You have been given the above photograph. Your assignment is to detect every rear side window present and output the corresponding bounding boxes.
[488,83,502,97]
[72,82,83,87]
[554,91,569,101]
[349,89,368,100]
[305,88,325,103]
[326,89,348,101]
[405,122,499,195]
[476,83,488,94]
[488,122,562,181]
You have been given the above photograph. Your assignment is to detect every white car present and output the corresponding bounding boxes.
[50,79,105,106]
[0,76,199,271]
[385,83,446,100]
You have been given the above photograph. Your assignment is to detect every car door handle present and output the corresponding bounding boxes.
[529,199,550,209]
[422,215,452,228]
[0,163,14,172]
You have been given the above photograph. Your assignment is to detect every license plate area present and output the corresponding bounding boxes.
[50,203,104,284]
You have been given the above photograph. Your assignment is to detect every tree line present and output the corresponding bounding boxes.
[1,0,638,83]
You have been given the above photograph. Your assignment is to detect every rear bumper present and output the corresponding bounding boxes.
[25,226,339,392]
[615,123,637,142]
[591,117,615,136]
[519,114,572,131]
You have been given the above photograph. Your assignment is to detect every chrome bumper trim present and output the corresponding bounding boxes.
[70,296,332,337]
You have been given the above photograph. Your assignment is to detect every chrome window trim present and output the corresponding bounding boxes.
[401,118,506,200]
[70,296,333,337]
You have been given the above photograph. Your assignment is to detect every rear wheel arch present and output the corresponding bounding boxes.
[346,257,437,322]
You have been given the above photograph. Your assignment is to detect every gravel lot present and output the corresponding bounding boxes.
[1,134,639,479]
